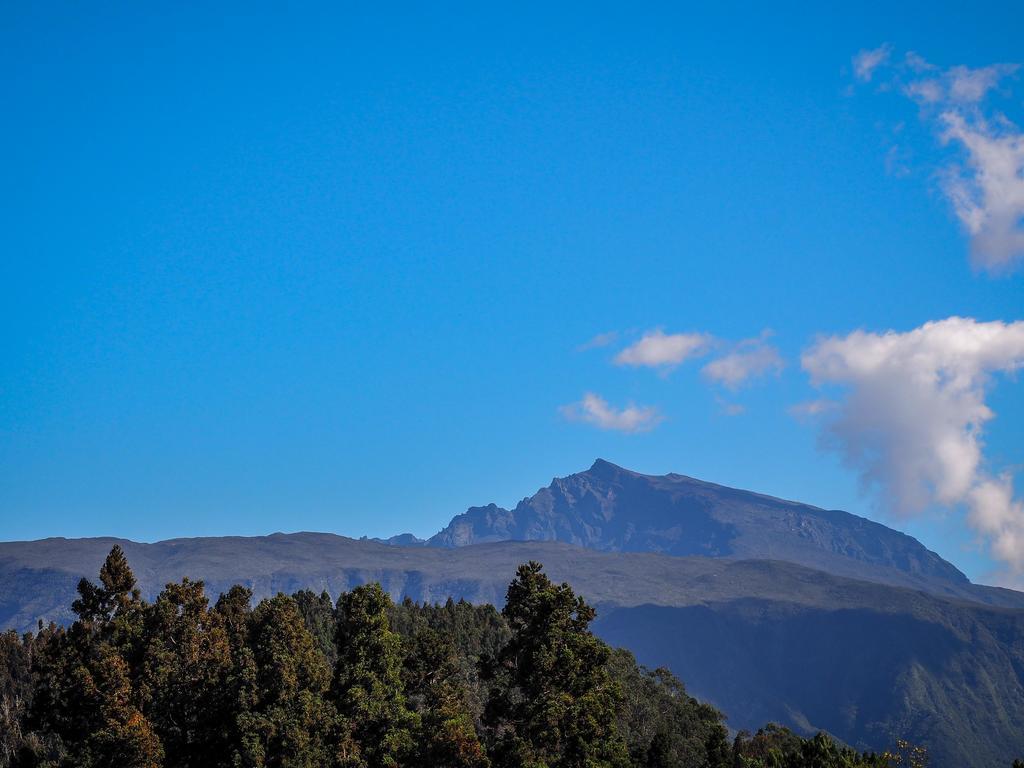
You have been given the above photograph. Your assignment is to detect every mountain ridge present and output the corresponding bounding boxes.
[2,534,1023,767]
[414,459,1024,608]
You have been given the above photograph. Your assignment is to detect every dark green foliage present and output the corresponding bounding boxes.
[140,578,234,767]
[214,585,253,648]
[401,626,489,767]
[608,648,730,768]
[731,726,896,768]
[333,584,418,767]
[23,546,159,767]
[391,596,510,723]
[482,561,630,768]
[80,644,163,768]
[236,595,337,767]
[0,548,941,768]
[292,590,337,667]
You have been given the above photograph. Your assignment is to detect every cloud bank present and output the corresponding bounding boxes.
[801,317,1024,578]
[560,392,663,433]
[856,49,1024,273]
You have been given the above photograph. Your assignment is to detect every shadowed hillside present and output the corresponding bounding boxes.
[2,535,1024,766]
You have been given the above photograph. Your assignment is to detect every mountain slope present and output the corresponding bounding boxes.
[594,595,1024,768]
[429,459,1023,607]
[5,461,1024,766]
[2,534,1023,767]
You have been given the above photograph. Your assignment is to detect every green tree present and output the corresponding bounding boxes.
[482,561,629,768]
[72,548,142,630]
[29,547,157,767]
[333,584,418,768]
[81,645,163,768]
[140,578,234,767]
[609,648,729,768]
[215,585,255,651]
[235,594,337,768]
[404,627,489,768]
[292,590,337,668]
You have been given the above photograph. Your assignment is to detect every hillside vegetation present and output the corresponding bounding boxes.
[3,538,1024,766]
[0,547,946,768]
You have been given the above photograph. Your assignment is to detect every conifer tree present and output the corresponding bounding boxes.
[215,585,254,649]
[482,561,629,768]
[235,594,336,768]
[404,627,488,768]
[292,590,337,667]
[31,547,160,767]
[82,645,163,768]
[332,584,418,768]
[140,578,234,767]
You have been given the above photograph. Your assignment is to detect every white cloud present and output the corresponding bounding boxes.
[801,317,1024,575]
[853,44,892,82]
[895,57,1019,106]
[904,78,944,104]
[702,340,784,390]
[968,476,1024,571]
[788,398,836,420]
[717,398,746,417]
[856,51,1024,272]
[559,392,663,434]
[947,64,1017,104]
[904,51,935,74]
[577,331,619,351]
[614,329,712,369]
[940,111,1024,272]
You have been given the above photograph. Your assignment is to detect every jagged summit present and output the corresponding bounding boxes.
[425,459,969,596]
[587,457,633,476]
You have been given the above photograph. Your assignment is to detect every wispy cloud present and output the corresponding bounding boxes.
[854,49,1024,273]
[904,62,1019,105]
[614,329,712,370]
[702,335,784,390]
[716,397,746,417]
[801,317,1024,578]
[939,111,1024,273]
[787,398,835,421]
[559,392,663,433]
[853,44,892,82]
[577,331,620,351]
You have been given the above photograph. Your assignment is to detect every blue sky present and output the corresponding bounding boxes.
[2,3,1022,584]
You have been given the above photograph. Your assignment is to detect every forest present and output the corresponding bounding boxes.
[0,546,991,768]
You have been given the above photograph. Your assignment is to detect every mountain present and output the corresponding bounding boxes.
[429,459,1024,608]
[2,535,1024,767]
[3,461,1024,766]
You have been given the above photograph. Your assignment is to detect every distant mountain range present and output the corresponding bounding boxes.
[3,460,1023,767]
